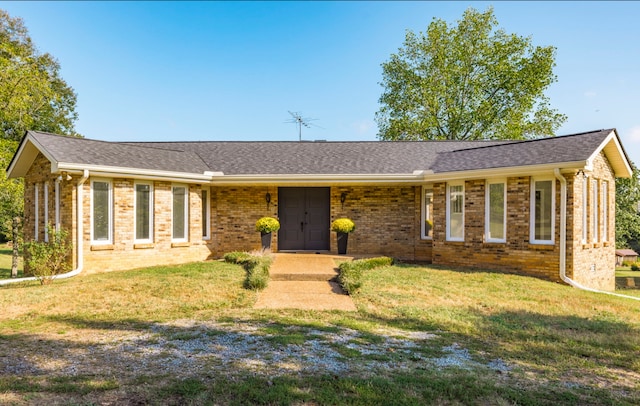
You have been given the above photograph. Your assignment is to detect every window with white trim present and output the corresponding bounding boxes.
[202,188,211,240]
[421,186,434,239]
[91,179,112,244]
[44,182,49,242]
[582,176,588,244]
[602,181,608,242]
[446,183,464,241]
[172,185,188,242]
[34,183,39,241]
[591,179,598,242]
[530,178,554,244]
[486,180,506,242]
[134,182,153,243]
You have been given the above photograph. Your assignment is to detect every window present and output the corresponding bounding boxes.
[486,181,506,242]
[421,186,434,239]
[44,182,49,242]
[202,188,210,240]
[134,183,153,243]
[447,183,464,241]
[592,179,599,242]
[602,181,608,242]
[91,180,112,244]
[172,185,188,241]
[34,183,39,241]
[582,176,588,244]
[530,179,554,244]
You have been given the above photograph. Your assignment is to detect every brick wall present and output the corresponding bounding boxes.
[22,152,616,289]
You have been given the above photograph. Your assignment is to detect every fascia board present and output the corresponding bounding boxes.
[586,130,633,178]
[207,173,424,185]
[7,133,58,178]
[424,161,589,182]
[57,163,214,183]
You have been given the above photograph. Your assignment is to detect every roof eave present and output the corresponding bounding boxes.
[58,163,214,183]
[426,161,590,182]
[6,131,59,178]
[586,129,633,178]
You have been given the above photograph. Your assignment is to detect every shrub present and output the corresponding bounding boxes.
[331,218,355,233]
[632,263,640,272]
[255,217,280,233]
[23,225,71,285]
[223,250,273,290]
[338,256,394,295]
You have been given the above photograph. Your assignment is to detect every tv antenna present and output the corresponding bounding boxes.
[286,111,320,141]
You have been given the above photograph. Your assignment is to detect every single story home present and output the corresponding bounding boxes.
[615,249,638,266]
[7,128,633,291]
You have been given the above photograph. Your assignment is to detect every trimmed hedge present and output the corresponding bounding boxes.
[223,251,273,290]
[338,256,394,295]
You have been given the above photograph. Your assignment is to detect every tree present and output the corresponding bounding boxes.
[616,163,640,251]
[0,8,79,141]
[0,9,79,277]
[376,7,566,141]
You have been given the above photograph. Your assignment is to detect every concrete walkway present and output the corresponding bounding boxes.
[253,253,357,311]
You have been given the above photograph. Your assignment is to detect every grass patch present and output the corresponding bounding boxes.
[0,243,23,279]
[1,261,639,404]
[224,250,273,290]
[337,256,394,294]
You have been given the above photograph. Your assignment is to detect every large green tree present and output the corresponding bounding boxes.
[376,7,566,141]
[0,9,79,275]
[616,163,640,251]
[0,8,79,141]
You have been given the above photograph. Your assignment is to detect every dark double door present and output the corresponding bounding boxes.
[278,187,330,251]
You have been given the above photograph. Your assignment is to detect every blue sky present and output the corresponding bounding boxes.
[3,1,640,165]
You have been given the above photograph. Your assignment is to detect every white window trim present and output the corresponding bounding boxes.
[172,184,189,242]
[421,185,433,240]
[43,182,49,242]
[529,177,555,245]
[134,182,154,244]
[54,179,60,232]
[485,179,507,243]
[202,187,211,240]
[34,183,39,241]
[446,182,465,242]
[602,181,608,243]
[581,176,588,244]
[90,179,113,245]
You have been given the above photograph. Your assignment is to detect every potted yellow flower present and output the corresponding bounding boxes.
[331,218,355,255]
[255,217,280,250]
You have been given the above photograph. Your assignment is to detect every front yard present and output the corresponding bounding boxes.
[1,260,639,405]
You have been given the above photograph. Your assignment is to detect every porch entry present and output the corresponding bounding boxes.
[278,187,330,251]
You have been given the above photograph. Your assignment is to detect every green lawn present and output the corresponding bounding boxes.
[1,260,639,405]
[0,243,23,278]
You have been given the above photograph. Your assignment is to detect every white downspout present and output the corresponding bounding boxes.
[0,170,88,286]
[554,168,639,301]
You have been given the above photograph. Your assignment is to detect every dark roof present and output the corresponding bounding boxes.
[431,129,612,173]
[24,129,616,176]
[29,131,210,174]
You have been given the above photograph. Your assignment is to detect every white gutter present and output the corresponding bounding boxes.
[554,168,640,301]
[0,170,88,286]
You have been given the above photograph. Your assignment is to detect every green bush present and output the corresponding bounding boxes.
[331,218,355,233]
[631,263,639,272]
[23,225,71,285]
[223,250,273,290]
[255,217,280,233]
[338,256,394,295]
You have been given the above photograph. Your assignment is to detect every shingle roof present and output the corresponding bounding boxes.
[21,128,618,177]
[29,131,210,174]
[616,249,638,257]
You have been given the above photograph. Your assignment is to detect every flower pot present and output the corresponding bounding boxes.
[261,232,272,250]
[337,232,349,255]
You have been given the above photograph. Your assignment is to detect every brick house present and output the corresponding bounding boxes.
[7,128,632,291]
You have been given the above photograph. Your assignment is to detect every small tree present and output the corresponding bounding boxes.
[24,225,71,285]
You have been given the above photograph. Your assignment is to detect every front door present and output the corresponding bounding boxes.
[278,187,330,251]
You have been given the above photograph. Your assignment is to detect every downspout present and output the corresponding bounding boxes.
[554,168,639,301]
[0,170,88,286]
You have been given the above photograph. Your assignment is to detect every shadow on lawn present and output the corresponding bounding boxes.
[1,310,638,404]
